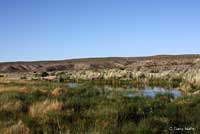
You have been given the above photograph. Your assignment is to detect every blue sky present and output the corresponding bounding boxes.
[0,0,200,62]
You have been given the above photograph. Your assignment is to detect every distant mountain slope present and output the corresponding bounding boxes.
[0,55,200,73]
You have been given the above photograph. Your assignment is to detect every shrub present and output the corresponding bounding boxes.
[20,76,27,80]
[41,72,49,77]
[59,76,65,82]
[135,66,141,71]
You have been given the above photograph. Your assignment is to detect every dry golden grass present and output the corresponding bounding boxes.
[0,79,49,93]
[0,100,23,112]
[176,99,192,105]
[0,85,31,93]
[0,78,28,83]
[0,78,10,83]
[5,120,30,134]
[51,87,68,97]
[29,99,63,118]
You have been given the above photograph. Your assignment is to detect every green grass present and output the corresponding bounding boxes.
[0,80,199,133]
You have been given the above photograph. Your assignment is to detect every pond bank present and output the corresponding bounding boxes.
[57,68,200,93]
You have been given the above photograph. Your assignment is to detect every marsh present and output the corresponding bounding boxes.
[0,78,199,133]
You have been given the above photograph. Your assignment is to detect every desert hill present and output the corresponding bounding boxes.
[0,55,200,73]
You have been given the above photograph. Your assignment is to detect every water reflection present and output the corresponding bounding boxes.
[67,83,79,88]
[126,87,182,98]
[66,82,182,98]
[95,85,182,98]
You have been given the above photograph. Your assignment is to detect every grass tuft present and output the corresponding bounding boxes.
[29,99,63,118]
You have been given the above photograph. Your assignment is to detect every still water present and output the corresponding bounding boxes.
[66,82,182,98]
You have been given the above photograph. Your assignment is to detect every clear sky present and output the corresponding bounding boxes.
[0,0,200,62]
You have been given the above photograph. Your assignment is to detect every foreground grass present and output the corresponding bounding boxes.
[0,80,199,133]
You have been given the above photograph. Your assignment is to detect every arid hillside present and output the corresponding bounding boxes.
[0,55,200,73]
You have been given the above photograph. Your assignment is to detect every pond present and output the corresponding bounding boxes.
[67,82,79,88]
[124,87,181,98]
[66,82,182,98]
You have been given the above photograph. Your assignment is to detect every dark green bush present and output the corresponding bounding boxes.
[41,72,49,77]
